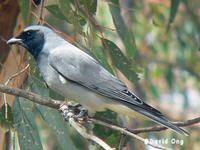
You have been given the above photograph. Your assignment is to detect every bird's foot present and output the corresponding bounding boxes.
[59,102,88,123]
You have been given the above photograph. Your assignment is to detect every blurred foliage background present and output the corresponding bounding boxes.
[0,0,200,150]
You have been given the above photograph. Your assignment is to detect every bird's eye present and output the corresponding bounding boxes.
[26,31,31,36]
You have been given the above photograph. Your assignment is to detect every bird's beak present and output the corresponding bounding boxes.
[7,37,22,45]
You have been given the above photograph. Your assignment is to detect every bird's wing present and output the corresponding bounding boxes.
[49,44,143,106]
[49,45,188,135]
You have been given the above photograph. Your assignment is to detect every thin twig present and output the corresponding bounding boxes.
[0,35,7,42]
[31,11,75,43]
[74,0,111,34]
[69,118,114,150]
[89,118,171,150]
[0,84,62,109]
[4,64,29,86]
[118,133,127,150]
[37,0,45,24]
[129,117,200,134]
[3,64,29,119]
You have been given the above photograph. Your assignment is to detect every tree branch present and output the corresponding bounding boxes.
[128,117,200,134]
[0,84,61,109]
[3,64,29,119]
[68,117,114,150]
[0,84,200,150]
[89,118,172,150]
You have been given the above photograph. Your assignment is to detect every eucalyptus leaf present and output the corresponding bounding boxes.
[108,1,137,58]
[93,47,114,74]
[0,104,13,129]
[94,110,119,147]
[81,0,97,15]
[19,0,30,23]
[102,38,139,82]
[29,76,78,150]
[148,83,160,98]
[45,5,69,22]
[58,0,73,24]
[167,0,180,29]
[36,105,78,150]
[165,67,174,88]
[13,97,43,150]
[58,0,71,15]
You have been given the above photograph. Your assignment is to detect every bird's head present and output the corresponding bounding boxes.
[7,25,55,59]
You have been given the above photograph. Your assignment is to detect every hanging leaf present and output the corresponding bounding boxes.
[58,0,76,25]
[167,0,180,29]
[108,0,137,59]
[13,97,43,150]
[94,110,119,146]
[81,0,97,15]
[29,76,79,150]
[19,0,30,23]
[148,83,160,98]
[58,0,71,16]
[165,67,174,88]
[0,104,13,129]
[152,12,165,27]
[36,105,79,150]
[102,38,139,82]
[93,47,114,74]
[45,5,69,21]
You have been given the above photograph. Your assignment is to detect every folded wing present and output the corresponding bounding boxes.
[49,45,188,135]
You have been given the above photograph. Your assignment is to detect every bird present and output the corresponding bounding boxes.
[7,25,188,135]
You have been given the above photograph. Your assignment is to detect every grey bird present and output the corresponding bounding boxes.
[7,25,188,135]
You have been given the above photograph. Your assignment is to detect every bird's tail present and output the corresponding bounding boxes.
[122,98,189,136]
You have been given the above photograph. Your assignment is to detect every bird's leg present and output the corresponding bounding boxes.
[59,102,88,122]
[59,102,73,120]
[73,107,88,121]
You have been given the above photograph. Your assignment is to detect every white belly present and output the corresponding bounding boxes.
[45,68,112,114]
[49,72,137,117]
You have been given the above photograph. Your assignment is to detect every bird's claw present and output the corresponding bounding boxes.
[59,102,88,123]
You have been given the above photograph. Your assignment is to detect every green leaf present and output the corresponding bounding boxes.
[94,110,120,147]
[19,0,30,23]
[58,0,71,15]
[70,0,97,15]
[108,1,137,58]
[93,47,114,74]
[105,133,120,147]
[13,97,43,150]
[148,83,160,98]
[102,38,139,82]
[58,0,73,24]
[167,0,180,29]
[152,12,165,27]
[81,0,97,15]
[45,5,68,21]
[36,105,78,150]
[29,76,78,150]
[0,104,13,129]
[76,14,87,26]
[165,67,174,88]
[94,110,117,139]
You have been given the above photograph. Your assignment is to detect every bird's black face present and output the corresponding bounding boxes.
[7,29,45,59]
